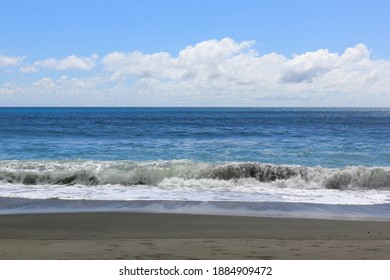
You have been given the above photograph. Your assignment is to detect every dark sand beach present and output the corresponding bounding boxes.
[0,212,389,259]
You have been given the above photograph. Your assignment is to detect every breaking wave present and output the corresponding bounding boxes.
[1,160,390,190]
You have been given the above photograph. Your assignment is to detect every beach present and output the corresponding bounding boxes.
[0,212,389,260]
[1,108,389,260]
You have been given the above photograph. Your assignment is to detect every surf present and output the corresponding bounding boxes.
[1,160,390,190]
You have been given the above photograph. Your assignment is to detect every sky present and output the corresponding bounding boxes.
[1,0,390,106]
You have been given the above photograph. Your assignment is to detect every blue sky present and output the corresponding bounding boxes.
[1,0,390,106]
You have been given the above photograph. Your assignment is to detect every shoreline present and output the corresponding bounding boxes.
[0,212,389,259]
[1,197,390,221]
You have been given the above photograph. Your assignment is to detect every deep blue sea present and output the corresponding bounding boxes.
[0,107,389,219]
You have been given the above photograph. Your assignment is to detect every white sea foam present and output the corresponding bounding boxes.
[1,160,390,205]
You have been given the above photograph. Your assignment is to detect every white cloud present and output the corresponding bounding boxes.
[102,38,256,81]
[30,75,104,94]
[29,54,99,71]
[0,55,24,67]
[0,75,108,106]
[101,38,390,104]
[2,38,390,106]
[19,65,39,73]
[280,49,339,83]
[0,82,27,95]
[32,77,56,89]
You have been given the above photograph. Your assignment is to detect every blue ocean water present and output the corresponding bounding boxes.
[0,107,389,218]
[1,107,389,166]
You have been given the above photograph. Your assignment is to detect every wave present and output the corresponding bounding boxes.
[1,160,390,190]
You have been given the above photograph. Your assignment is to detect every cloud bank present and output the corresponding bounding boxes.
[1,38,390,106]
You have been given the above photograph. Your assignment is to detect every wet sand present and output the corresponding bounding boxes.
[0,212,389,259]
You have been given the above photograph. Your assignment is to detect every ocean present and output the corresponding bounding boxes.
[0,107,389,219]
